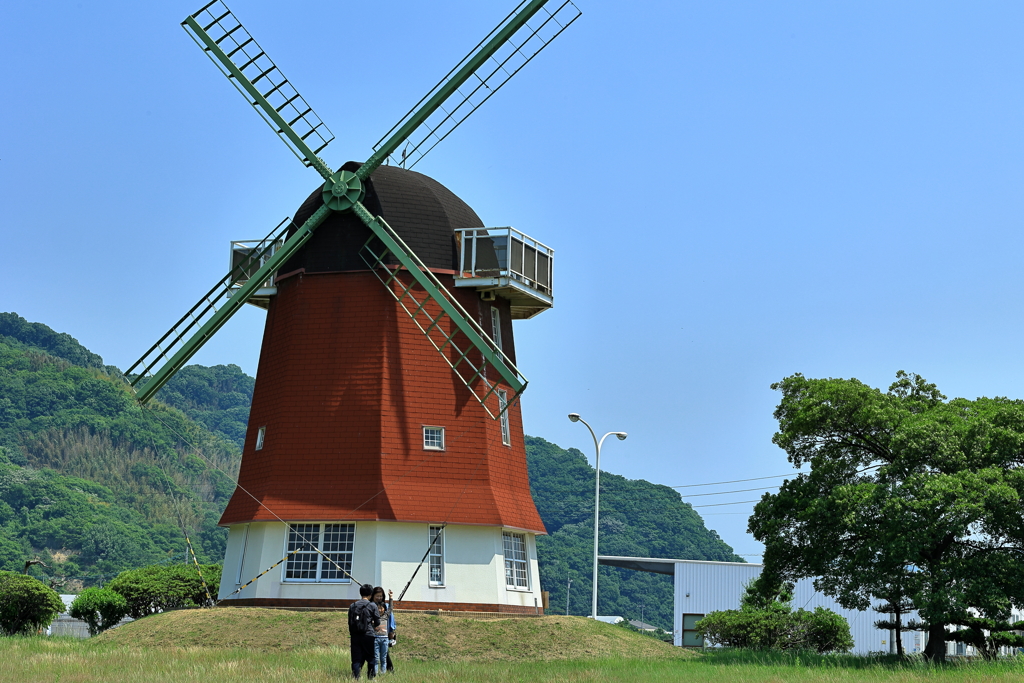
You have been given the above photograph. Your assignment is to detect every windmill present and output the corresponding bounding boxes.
[125,0,578,611]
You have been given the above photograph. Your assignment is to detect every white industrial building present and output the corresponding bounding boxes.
[599,556,926,654]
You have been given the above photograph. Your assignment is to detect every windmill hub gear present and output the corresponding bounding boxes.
[322,170,365,212]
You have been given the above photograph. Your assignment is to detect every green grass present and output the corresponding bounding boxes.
[4,636,1024,683]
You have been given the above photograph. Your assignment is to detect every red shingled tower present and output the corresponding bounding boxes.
[220,162,547,547]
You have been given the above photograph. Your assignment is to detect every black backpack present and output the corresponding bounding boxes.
[348,599,375,637]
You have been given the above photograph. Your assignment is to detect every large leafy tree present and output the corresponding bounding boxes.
[749,372,1024,662]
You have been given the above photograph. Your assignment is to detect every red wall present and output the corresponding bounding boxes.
[219,269,545,534]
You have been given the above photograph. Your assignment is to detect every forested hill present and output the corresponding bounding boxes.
[1,313,740,629]
[527,436,741,629]
[0,313,241,586]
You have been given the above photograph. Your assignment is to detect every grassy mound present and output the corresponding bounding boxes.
[97,608,689,661]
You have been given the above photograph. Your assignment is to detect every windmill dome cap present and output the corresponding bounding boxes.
[282,162,484,274]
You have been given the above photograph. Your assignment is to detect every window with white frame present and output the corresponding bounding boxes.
[490,306,502,351]
[255,426,266,450]
[423,426,445,450]
[284,523,354,582]
[498,390,511,446]
[502,531,529,589]
[428,525,445,586]
[235,524,249,585]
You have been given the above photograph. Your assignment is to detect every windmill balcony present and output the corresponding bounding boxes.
[228,238,283,310]
[454,228,554,319]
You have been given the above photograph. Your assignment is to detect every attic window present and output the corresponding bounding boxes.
[256,426,266,450]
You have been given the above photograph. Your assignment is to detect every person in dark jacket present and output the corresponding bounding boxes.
[348,583,380,678]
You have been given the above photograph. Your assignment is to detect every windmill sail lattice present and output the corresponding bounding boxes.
[373,0,581,170]
[182,0,335,178]
[357,212,527,417]
[125,217,297,403]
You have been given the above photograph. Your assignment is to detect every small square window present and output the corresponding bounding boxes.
[255,426,266,450]
[423,426,445,450]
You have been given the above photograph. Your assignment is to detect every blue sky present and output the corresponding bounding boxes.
[5,1,1024,560]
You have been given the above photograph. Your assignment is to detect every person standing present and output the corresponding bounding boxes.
[370,587,397,674]
[348,583,380,679]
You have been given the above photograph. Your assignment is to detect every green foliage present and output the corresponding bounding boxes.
[527,436,743,630]
[107,564,221,619]
[0,571,64,635]
[946,615,1024,660]
[68,586,129,636]
[697,580,853,653]
[0,315,244,585]
[750,371,1024,662]
[156,365,254,450]
[0,312,104,369]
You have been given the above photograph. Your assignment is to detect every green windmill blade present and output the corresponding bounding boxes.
[319,0,579,413]
[182,0,335,179]
[370,0,581,172]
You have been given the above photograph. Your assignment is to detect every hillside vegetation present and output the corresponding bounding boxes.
[1,313,739,628]
[0,313,239,584]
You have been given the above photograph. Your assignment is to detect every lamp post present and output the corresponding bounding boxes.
[568,412,627,619]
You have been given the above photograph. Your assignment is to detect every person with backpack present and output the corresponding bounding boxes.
[348,583,380,678]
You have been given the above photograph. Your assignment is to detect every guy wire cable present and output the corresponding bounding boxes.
[175,505,214,607]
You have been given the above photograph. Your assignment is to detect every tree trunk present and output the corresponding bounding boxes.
[894,608,904,658]
[923,622,946,662]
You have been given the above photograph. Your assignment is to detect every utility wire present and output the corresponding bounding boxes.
[691,499,761,508]
[669,473,793,489]
[680,485,779,498]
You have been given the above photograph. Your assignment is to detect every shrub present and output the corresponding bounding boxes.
[107,564,220,619]
[0,571,64,635]
[697,607,853,653]
[68,587,129,635]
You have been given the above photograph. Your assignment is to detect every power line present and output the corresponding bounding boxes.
[680,485,779,498]
[669,473,793,489]
[691,499,761,508]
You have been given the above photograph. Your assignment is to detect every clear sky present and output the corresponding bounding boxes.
[5,1,1024,561]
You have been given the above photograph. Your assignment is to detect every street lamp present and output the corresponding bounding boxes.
[568,412,627,619]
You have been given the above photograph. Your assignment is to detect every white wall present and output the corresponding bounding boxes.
[218,520,542,609]
[672,559,922,654]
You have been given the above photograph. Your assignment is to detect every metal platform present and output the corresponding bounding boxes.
[454,227,554,319]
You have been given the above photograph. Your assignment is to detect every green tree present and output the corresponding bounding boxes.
[946,615,1024,660]
[107,564,220,619]
[0,571,64,635]
[749,371,1024,662]
[68,587,129,635]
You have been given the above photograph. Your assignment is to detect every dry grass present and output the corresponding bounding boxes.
[96,608,688,661]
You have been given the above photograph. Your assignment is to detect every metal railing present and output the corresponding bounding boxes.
[229,237,284,290]
[456,227,553,296]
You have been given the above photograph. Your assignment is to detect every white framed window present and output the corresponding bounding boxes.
[423,426,445,450]
[255,426,266,450]
[235,524,250,585]
[284,523,355,582]
[428,525,445,587]
[490,306,502,351]
[498,390,511,446]
[502,531,529,589]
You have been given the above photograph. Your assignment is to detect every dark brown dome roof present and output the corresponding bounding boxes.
[280,162,484,274]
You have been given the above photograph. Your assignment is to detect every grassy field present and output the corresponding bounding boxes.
[4,611,1024,682]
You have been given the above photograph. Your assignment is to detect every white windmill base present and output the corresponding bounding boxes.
[217,521,544,613]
